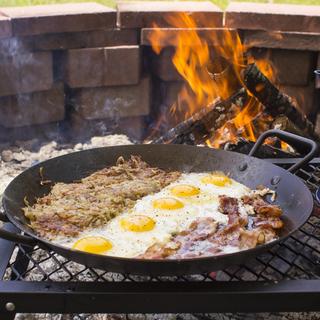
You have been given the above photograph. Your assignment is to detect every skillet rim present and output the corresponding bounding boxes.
[2,144,314,266]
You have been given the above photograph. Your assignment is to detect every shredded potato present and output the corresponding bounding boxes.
[23,156,181,239]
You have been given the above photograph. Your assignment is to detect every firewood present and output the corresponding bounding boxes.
[271,115,317,154]
[151,88,248,145]
[272,115,312,139]
[243,63,320,141]
[225,137,296,158]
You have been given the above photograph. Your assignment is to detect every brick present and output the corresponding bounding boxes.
[0,3,116,36]
[0,14,12,39]
[272,50,314,86]
[280,83,316,117]
[117,1,223,28]
[0,83,65,128]
[64,45,140,88]
[0,122,64,143]
[149,45,222,81]
[151,79,198,136]
[0,51,53,97]
[20,52,53,93]
[248,48,315,86]
[70,113,147,141]
[243,30,320,51]
[141,28,237,46]
[72,75,150,120]
[28,28,139,51]
[225,3,320,33]
[119,116,147,140]
[160,81,184,108]
[0,37,33,58]
[153,80,186,130]
[150,47,182,81]
[316,53,320,89]
[0,57,20,96]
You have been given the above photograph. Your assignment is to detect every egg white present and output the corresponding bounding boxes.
[53,172,252,258]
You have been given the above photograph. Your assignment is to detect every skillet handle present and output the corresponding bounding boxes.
[0,210,36,247]
[249,129,319,173]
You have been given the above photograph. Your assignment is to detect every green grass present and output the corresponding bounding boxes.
[0,0,318,10]
[273,0,320,5]
[234,0,320,4]
[0,0,116,7]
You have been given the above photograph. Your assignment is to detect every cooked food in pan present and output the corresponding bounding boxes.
[24,156,181,238]
[23,156,283,259]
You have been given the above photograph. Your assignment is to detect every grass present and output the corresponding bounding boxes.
[234,0,320,5]
[0,0,319,10]
[0,0,117,8]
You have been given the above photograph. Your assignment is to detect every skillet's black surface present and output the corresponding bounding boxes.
[0,130,318,275]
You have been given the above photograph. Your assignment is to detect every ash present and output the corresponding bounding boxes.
[0,135,132,197]
[0,135,319,320]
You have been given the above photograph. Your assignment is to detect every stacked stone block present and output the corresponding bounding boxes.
[0,1,319,142]
[226,2,320,119]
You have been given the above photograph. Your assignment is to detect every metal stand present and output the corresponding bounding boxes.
[1,159,320,317]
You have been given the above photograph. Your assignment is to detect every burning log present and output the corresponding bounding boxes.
[243,63,320,141]
[272,115,315,154]
[272,115,312,139]
[152,88,248,145]
[225,138,296,158]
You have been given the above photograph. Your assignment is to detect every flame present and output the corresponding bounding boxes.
[147,13,278,148]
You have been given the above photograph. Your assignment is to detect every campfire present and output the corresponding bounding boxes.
[145,13,318,154]
[1,3,320,319]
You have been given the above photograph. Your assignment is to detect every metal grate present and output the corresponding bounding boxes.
[3,161,320,284]
[1,159,320,317]
[4,215,320,283]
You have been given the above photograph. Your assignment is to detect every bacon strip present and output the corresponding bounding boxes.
[140,192,283,259]
[242,195,282,217]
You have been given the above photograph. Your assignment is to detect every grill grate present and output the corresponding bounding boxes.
[1,159,320,317]
[3,161,320,284]
[4,214,320,283]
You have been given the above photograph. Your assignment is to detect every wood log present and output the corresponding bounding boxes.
[243,63,320,141]
[225,137,296,158]
[272,115,312,139]
[151,88,248,145]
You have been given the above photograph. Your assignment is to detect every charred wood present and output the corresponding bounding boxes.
[152,88,248,145]
[225,138,296,158]
[272,115,313,139]
[243,63,320,142]
[272,115,315,154]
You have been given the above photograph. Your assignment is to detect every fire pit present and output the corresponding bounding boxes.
[0,1,320,319]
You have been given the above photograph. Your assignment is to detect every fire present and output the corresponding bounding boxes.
[148,13,277,147]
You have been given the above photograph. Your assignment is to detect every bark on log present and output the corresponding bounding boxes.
[152,88,248,145]
[272,115,312,139]
[272,115,313,154]
[225,137,296,158]
[243,63,319,141]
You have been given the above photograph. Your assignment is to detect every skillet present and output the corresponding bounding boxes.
[0,129,318,275]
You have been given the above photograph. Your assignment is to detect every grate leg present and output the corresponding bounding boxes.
[0,312,15,320]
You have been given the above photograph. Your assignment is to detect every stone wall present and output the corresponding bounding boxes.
[0,2,319,142]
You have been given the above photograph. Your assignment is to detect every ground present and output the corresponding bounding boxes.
[0,0,319,10]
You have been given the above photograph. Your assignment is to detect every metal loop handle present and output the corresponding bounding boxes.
[249,129,319,173]
[0,210,36,247]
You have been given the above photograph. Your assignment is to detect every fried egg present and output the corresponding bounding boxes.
[54,171,251,258]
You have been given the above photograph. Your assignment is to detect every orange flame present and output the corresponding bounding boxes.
[148,13,277,147]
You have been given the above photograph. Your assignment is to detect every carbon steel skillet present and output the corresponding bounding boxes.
[0,130,318,275]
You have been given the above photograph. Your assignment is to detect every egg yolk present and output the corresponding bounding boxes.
[170,184,200,197]
[120,215,155,232]
[153,197,184,210]
[72,236,112,254]
[201,174,231,187]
